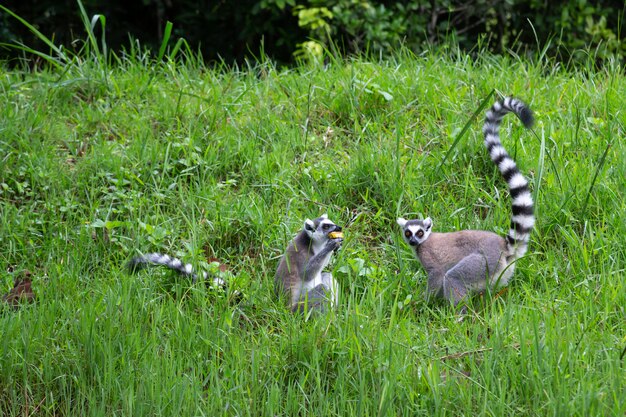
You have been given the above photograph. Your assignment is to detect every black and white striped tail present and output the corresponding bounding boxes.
[483,97,535,258]
[127,253,225,287]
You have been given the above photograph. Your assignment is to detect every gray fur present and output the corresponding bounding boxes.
[275,214,343,312]
[398,97,535,309]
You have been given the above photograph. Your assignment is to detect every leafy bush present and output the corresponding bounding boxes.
[293,0,625,65]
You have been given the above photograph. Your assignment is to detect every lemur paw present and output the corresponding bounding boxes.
[326,238,342,251]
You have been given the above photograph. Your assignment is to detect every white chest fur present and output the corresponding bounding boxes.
[302,271,338,306]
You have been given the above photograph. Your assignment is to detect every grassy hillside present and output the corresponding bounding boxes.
[0,49,624,416]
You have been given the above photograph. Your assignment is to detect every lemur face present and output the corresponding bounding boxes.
[304,214,342,244]
[397,217,432,246]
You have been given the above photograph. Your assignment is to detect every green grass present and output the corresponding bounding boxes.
[0,44,625,415]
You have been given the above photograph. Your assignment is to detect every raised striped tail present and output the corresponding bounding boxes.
[127,252,224,286]
[482,97,535,258]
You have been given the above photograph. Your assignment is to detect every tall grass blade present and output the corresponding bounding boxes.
[581,140,611,218]
[533,125,546,215]
[90,14,108,57]
[434,89,495,177]
[76,0,109,85]
[141,21,183,93]
[169,38,187,62]
[0,4,68,65]
[0,42,65,69]
[157,21,174,61]
[526,106,563,191]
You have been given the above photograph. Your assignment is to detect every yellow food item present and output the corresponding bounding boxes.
[328,231,344,239]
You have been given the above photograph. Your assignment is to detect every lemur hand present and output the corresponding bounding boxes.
[326,237,343,252]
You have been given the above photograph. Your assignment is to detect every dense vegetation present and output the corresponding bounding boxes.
[0,10,625,416]
[1,0,624,65]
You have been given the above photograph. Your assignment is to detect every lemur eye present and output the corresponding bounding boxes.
[417,230,424,238]
[404,230,412,238]
[322,224,331,230]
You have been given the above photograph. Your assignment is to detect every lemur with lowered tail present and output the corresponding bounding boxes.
[275,214,343,313]
[397,97,535,310]
[127,214,343,313]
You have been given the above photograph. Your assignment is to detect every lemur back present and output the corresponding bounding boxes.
[275,214,343,313]
[398,97,535,309]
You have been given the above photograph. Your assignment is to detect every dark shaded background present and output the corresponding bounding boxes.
[0,0,624,66]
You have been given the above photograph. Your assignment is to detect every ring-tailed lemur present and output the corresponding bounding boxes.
[275,214,343,313]
[127,252,226,287]
[397,97,535,311]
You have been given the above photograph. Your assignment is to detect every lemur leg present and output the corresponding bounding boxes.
[442,253,490,307]
[292,283,332,313]
[426,273,445,300]
[292,273,338,313]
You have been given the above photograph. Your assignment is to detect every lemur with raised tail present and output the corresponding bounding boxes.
[397,97,535,311]
[127,253,226,287]
[275,214,343,313]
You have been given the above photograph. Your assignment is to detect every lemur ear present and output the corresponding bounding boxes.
[423,217,433,230]
[304,219,316,232]
[320,213,328,219]
[396,218,407,227]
